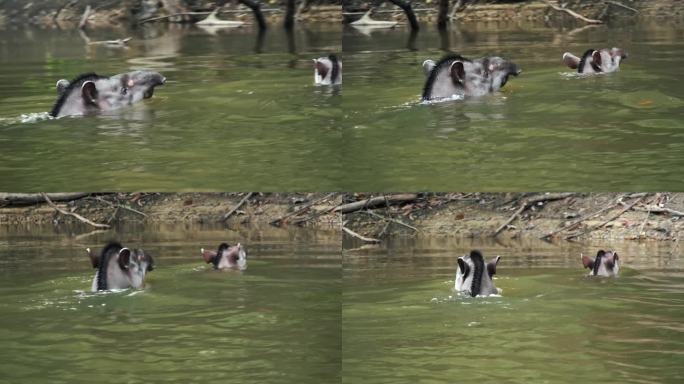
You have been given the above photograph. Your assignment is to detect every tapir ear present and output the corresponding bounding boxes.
[592,50,602,67]
[581,254,594,269]
[562,53,580,69]
[449,61,466,84]
[315,61,329,80]
[422,59,436,76]
[144,251,154,272]
[457,257,470,279]
[86,247,99,269]
[201,248,217,264]
[81,81,98,105]
[118,248,131,270]
[487,256,501,276]
[56,79,70,95]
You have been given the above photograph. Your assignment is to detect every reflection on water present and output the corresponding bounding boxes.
[0,224,341,383]
[343,236,684,383]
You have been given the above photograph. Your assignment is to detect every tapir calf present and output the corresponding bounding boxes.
[50,70,166,118]
[313,55,342,85]
[582,250,619,277]
[455,250,501,297]
[201,243,247,270]
[422,54,521,101]
[86,241,154,292]
[562,48,628,74]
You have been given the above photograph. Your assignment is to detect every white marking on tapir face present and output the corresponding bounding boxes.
[454,255,475,295]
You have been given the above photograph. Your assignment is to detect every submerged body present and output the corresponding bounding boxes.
[50,70,166,118]
[201,243,247,270]
[582,250,620,277]
[313,55,342,85]
[562,47,628,74]
[454,250,501,297]
[86,242,154,292]
[422,54,521,101]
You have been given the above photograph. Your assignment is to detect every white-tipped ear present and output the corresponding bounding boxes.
[562,53,580,69]
[56,79,70,95]
[422,59,436,76]
[81,80,98,105]
[449,61,466,83]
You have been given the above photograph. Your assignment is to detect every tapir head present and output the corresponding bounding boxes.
[50,70,166,118]
[118,248,154,289]
[563,47,627,74]
[87,242,154,291]
[455,250,501,297]
[201,242,247,270]
[313,55,342,85]
[582,250,619,277]
[422,54,521,100]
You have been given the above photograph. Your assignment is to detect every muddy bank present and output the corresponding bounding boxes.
[0,193,341,229]
[342,193,684,242]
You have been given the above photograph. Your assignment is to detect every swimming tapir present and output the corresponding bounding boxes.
[201,243,247,270]
[581,250,619,277]
[562,48,627,74]
[454,250,501,297]
[313,55,342,85]
[50,70,166,118]
[86,241,154,292]
[422,54,521,101]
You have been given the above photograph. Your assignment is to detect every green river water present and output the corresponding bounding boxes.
[0,224,341,383]
[0,22,682,191]
[343,237,684,383]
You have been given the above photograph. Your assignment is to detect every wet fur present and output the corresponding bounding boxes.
[421,54,468,101]
[578,48,600,74]
[49,73,107,117]
[96,241,123,291]
[329,55,340,84]
[213,243,229,269]
[469,250,485,297]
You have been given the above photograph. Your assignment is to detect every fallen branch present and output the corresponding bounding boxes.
[494,193,576,237]
[0,192,91,206]
[78,5,91,29]
[343,227,381,243]
[93,197,147,217]
[271,193,337,226]
[566,195,645,240]
[362,210,418,231]
[238,0,268,30]
[633,206,684,217]
[541,194,625,239]
[334,194,417,214]
[544,1,603,24]
[223,192,254,222]
[42,193,110,229]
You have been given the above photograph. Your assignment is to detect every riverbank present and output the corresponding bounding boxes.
[341,193,684,242]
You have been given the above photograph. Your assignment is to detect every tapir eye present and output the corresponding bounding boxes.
[121,87,128,95]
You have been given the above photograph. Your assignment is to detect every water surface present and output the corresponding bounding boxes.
[343,237,684,383]
[0,224,341,383]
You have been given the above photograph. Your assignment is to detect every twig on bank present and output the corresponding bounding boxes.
[605,1,639,13]
[223,192,253,222]
[494,193,576,237]
[362,210,418,232]
[541,194,626,239]
[544,1,603,24]
[93,197,147,217]
[633,206,684,217]
[42,193,110,229]
[334,194,417,214]
[271,193,337,226]
[343,227,381,243]
[566,195,646,240]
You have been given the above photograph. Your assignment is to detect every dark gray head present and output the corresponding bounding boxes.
[88,241,154,291]
[582,250,619,277]
[563,47,627,74]
[454,250,501,297]
[50,70,166,118]
[201,242,247,270]
[313,55,342,85]
[422,54,521,101]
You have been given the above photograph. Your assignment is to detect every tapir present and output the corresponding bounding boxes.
[454,250,501,297]
[50,70,166,118]
[201,243,247,270]
[86,241,154,292]
[422,54,521,101]
[313,55,342,85]
[581,250,620,277]
[562,48,627,74]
